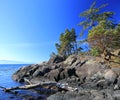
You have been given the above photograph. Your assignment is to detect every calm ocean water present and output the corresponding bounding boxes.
[0,64,29,100]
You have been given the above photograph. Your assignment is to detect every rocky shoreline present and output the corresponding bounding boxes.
[12,54,120,100]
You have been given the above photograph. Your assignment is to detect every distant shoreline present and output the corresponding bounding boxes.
[0,64,32,65]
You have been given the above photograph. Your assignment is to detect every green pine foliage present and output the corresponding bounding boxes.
[55,1,120,57]
[55,28,78,57]
[88,20,120,55]
[79,1,119,56]
[79,1,115,33]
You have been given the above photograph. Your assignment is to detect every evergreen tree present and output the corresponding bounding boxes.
[88,20,120,55]
[78,1,118,56]
[70,28,78,53]
[78,1,115,34]
[55,28,78,57]
[112,24,120,49]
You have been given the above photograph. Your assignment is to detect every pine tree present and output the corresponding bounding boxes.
[88,20,119,55]
[55,28,78,57]
[78,1,115,34]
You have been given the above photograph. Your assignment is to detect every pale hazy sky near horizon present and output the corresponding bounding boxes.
[0,0,120,63]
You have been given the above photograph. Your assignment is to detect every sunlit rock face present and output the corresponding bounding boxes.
[12,54,120,100]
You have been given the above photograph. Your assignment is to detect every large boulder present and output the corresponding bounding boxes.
[32,65,51,77]
[64,55,77,66]
[104,69,117,83]
[113,90,120,100]
[59,68,76,80]
[44,68,63,82]
[112,49,120,56]
[115,76,120,89]
[111,68,120,76]
[48,55,65,65]
[90,90,104,100]
[75,60,103,80]
[12,64,40,82]
[47,91,91,100]
[75,65,88,83]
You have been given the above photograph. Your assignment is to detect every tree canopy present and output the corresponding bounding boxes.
[55,1,120,57]
[88,20,120,55]
[78,1,115,33]
[79,1,119,56]
[55,28,78,57]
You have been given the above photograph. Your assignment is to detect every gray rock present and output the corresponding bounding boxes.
[75,66,88,83]
[44,68,63,82]
[32,70,44,77]
[90,90,104,100]
[111,67,120,76]
[95,79,108,89]
[48,55,65,65]
[64,55,77,66]
[104,69,117,83]
[12,54,120,100]
[12,65,32,82]
[113,90,120,100]
[12,64,42,82]
[47,91,91,100]
[71,60,81,67]
[117,76,120,88]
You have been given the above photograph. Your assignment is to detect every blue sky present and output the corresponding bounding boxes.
[0,0,120,63]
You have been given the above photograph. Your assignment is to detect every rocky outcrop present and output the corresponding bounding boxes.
[48,55,65,65]
[12,54,120,100]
